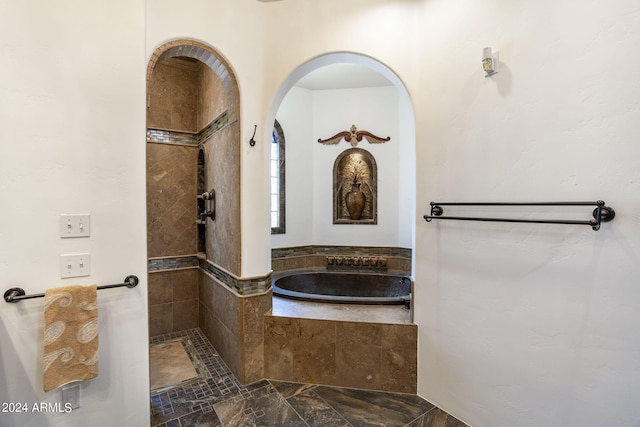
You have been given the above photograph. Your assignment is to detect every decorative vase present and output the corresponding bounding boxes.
[345,183,366,220]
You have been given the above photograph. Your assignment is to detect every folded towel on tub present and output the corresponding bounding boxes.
[43,284,98,392]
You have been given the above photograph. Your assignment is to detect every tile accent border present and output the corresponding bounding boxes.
[198,111,229,143]
[148,256,271,296]
[272,245,412,260]
[148,255,200,272]
[147,248,405,294]
[146,128,198,145]
[326,255,388,271]
[199,258,271,296]
[147,110,230,146]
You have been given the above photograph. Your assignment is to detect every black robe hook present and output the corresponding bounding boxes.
[249,125,257,147]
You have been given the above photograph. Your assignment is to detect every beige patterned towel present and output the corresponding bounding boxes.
[43,284,98,392]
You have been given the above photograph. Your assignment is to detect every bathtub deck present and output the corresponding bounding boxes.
[271,295,412,324]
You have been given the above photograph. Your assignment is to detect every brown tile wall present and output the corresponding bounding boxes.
[203,123,241,276]
[146,143,198,258]
[199,270,272,384]
[148,268,199,336]
[271,255,326,272]
[264,316,417,393]
[147,58,199,133]
[198,62,228,131]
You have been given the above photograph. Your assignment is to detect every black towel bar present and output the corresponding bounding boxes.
[423,201,615,231]
[3,275,139,303]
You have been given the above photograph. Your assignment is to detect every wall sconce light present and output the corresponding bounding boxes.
[482,47,498,77]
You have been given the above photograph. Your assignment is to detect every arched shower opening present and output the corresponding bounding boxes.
[145,40,242,344]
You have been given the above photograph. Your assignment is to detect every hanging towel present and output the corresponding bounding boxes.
[43,284,98,392]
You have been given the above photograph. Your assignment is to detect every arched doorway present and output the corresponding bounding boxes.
[267,52,416,277]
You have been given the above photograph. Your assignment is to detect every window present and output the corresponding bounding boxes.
[271,120,286,234]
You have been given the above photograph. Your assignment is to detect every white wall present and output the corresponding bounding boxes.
[311,87,401,245]
[398,89,416,250]
[414,1,640,426]
[0,1,149,426]
[273,84,413,249]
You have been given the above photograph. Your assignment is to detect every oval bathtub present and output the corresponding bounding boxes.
[272,271,411,305]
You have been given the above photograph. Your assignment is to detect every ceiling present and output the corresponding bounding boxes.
[294,63,394,91]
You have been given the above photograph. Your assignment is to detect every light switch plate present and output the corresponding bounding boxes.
[60,214,91,238]
[60,253,91,278]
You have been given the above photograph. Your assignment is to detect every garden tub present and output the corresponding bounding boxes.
[272,271,411,305]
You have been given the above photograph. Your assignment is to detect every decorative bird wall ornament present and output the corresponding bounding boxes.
[317,125,390,147]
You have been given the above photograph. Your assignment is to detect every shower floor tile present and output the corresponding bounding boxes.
[149,328,468,427]
[150,340,198,391]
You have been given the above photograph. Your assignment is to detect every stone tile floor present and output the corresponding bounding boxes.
[150,328,468,427]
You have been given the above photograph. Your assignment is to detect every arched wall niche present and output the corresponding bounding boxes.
[333,147,378,224]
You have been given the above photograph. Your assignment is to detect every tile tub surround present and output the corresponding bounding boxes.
[150,328,468,427]
[264,315,418,393]
[272,245,412,274]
